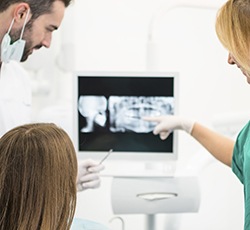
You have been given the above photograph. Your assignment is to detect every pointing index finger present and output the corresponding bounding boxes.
[142,116,161,122]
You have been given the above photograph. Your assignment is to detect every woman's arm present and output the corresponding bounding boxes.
[143,115,235,167]
[191,122,234,167]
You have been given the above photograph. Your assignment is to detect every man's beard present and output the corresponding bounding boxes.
[9,21,33,62]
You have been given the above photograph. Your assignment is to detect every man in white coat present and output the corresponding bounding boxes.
[0,0,104,192]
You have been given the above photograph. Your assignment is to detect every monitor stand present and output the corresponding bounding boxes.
[146,214,156,230]
[101,160,177,177]
[145,214,181,230]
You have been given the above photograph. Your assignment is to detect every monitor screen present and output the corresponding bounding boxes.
[73,71,179,176]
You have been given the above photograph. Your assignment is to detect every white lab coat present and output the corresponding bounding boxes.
[0,61,32,137]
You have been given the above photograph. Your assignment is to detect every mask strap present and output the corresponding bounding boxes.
[19,8,30,40]
[7,19,15,34]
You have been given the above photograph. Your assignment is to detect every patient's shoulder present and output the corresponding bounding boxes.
[71,218,110,230]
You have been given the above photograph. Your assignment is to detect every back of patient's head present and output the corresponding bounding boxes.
[0,123,77,230]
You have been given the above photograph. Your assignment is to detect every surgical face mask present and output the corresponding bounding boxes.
[1,9,30,63]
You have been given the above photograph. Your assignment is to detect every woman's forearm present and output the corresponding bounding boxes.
[191,122,235,167]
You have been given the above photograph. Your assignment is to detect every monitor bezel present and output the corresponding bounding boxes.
[73,71,179,163]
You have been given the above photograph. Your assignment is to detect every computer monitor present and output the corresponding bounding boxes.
[73,71,179,177]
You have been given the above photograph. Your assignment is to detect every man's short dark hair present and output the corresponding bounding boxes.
[0,0,72,19]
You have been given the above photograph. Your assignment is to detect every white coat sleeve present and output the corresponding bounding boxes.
[0,61,32,136]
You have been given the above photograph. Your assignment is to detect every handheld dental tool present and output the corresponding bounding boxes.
[99,149,113,164]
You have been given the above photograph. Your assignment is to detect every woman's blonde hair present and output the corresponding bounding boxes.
[0,123,77,230]
[216,0,250,73]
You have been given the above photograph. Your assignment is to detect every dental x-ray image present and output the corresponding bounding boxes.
[78,96,107,132]
[76,74,176,153]
[109,96,174,133]
[78,95,174,134]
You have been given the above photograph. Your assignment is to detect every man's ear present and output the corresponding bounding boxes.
[13,3,31,25]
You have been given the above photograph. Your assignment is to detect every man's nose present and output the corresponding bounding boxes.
[41,34,52,48]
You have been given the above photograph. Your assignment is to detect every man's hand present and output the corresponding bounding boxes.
[77,159,105,192]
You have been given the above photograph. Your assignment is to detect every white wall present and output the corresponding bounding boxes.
[23,0,249,229]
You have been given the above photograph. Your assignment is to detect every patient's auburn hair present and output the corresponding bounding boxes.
[0,123,77,230]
